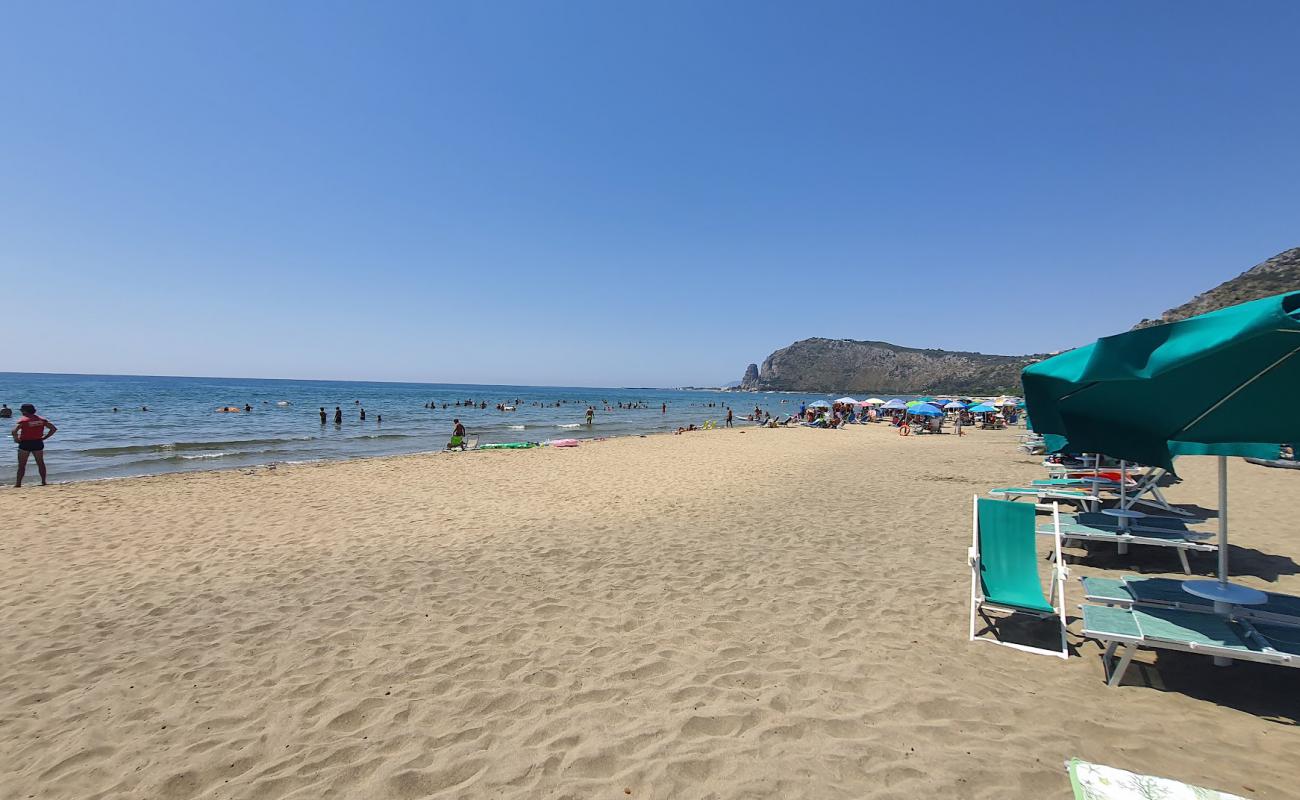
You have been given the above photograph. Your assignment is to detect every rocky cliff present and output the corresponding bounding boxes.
[741,338,1035,395]
[1134,246,1300,329]
[741,246,1299,394]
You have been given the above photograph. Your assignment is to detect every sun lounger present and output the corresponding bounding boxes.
[1080,575,1300,626]
[1039,514,1216,574]
[969,496,1069,658]
[1065,757,1245,799]
[988,486,1102,512]
[1080,604,1300,687]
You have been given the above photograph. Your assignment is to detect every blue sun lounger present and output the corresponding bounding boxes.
[1080,604,1300,687]
[1037,514,1216,574]
[1081,575,1300,626]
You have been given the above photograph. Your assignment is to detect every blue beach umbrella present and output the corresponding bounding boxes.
[944,400,967,410]
[967,403,996,413]
[807,400,831,409]
[881,399,907,410]
[908,403,943,417]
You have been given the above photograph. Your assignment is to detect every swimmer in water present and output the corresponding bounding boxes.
[320,407,327,425]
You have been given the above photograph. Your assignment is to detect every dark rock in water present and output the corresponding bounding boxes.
[1134,246,1300,329]
[745,338,1035,395]
[739,363,761,390]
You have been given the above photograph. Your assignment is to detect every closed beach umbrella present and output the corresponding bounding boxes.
[1023,291,1300,593]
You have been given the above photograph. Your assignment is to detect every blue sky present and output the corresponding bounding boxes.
[4,2,1298,386]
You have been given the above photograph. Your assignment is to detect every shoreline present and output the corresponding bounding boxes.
[0,424,721,489]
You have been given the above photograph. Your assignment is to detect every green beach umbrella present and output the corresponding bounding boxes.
[905,400,921,407]
[1023,290,1300,590]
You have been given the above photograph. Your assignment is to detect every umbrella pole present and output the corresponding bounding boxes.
[1217,455,1229,586]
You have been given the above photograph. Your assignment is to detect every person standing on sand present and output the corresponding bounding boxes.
[320,407,327,425]
[11,404,56,487]
[334,406,342,425]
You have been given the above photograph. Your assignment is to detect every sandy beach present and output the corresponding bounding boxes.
[2,425,1297,799]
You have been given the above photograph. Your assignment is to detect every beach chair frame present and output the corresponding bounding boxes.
[1081,605,1299,687]
[1039,518,1216,575]
[968,496,1070,659]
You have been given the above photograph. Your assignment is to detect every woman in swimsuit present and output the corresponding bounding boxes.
[11,404,56,487]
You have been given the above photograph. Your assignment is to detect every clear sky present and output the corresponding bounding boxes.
[4,2,1298,387]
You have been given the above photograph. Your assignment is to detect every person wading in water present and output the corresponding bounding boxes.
[11,404,57,487]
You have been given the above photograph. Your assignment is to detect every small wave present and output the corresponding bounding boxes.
[83,436,316,457]
[179,452,232,460]
[557,423,581,429]
[507,425,525,430]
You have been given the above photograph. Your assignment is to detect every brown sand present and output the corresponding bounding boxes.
[1,425,1297,799]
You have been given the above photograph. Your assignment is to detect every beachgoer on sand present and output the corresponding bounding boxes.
[11,404,56,487]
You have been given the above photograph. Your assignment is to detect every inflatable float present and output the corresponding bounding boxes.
[549,439,579,447]
[477,442,539,450]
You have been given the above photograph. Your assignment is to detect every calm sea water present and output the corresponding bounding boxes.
[0,373,856,483]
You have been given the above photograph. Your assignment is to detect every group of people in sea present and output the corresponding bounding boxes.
[318,404,381,425]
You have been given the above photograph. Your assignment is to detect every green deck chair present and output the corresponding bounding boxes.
[968,495,1069,658]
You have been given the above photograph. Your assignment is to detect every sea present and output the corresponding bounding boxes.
[0,373,867,484]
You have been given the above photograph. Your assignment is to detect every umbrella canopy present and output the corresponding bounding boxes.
[907,403,943,417]
[918,396,937,403]
[806,400,831,409]
[905,400,922,407]
[1023,291,1300,586]
[834,397,858,405]
[881,399,907,410]
[862,397,885,405]
[967,403,996,413]
[944,400,967,410]
[1023,291,1300,472]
